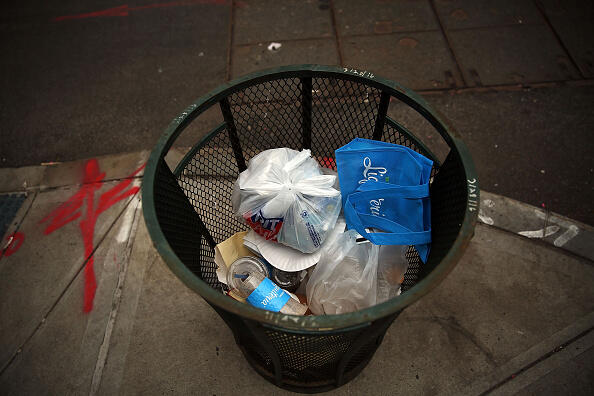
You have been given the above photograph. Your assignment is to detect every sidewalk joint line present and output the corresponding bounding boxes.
[440,22,546,33]
[532,0,585,78]
[89,196,142,396]
[428,0,467,87]
[233,35,340,48]
[329,0,344,66]
[477,222,594,266]
[479,325,594,395]
[38,175,144,192]
[340,29,440,39]
[225,0,235,81]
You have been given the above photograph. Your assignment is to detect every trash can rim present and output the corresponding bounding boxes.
[142,64,478,331]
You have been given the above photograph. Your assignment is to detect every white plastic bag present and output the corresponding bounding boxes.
[232,148,341,253]
[376,245,409,303]
[306,231,379,315]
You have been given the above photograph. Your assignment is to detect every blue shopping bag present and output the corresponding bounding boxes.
[335,138,433,262]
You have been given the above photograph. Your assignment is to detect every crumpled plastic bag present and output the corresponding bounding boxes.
[306,230,379,315]
[376,245,409,303]
[232,148,341,253]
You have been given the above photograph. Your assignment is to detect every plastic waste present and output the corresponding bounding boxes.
[232,148,341,253]
[376,245,409,303]
[306,230,380,315]
[227,258,308,315]
[270,267,306,293]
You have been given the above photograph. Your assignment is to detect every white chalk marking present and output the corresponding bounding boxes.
[116,204,136,243]
[532,209,580,246]
[518,225,560,238]
[89,198,141,396]
[483,199,495,208]
[553,225,579,247]
[478,209,494,225]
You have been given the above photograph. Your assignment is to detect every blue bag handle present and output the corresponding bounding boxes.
[343,182,431,245]
[355,180,429,198]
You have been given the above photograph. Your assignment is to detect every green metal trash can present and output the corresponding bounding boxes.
[142,65,479,393]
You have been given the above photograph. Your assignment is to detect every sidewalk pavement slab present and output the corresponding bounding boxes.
[458,312,594,395]
[98,217,266,395]
[233,0,333,45]
[96,212,163,395]
[0,179,139,371]
[353,224,594,394]
[40,151,148,190]
[333,0,439,36]
[0,166,45,193]
[540,0,594,78]
[471,322,594,395]
[0,196,142,394]
[479,190,594,262]
[342,31,464,90]
[232,39,339,79]
[433,0,543,29]
[498,338,593,395]
[93,221,593,394]
[448,24,580,86]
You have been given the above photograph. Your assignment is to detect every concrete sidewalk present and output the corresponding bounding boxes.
[0,152,593,395]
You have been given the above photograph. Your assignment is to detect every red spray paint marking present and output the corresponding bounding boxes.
[3,232,25,257]
[53,0,227,22]
[40,159,145,313]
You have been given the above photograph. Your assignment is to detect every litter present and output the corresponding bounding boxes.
[214,139,433,316]
[227,257,308,315]
[232,148,341,253]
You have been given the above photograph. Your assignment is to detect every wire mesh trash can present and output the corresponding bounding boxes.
[142,65,479,393]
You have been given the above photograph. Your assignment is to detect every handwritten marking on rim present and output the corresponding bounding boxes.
[343,67,375,79]
[467,178,478,212]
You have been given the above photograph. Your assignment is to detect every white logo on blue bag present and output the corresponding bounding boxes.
[358,157,388,184]
[369,198,386,217]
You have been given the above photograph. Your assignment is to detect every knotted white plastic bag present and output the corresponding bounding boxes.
[232,148,341,253]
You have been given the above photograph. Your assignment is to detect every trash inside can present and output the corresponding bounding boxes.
[142,65,479,393]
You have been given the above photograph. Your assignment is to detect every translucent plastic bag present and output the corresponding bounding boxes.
[232,148,341,253]
[376,245,409,303]
[306,230,379,315]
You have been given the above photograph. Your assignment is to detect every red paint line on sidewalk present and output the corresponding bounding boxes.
[40,159,145,312]
[53,0,227,22]
[54,5,129,21]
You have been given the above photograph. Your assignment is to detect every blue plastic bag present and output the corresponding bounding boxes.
[335,138,433,262]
